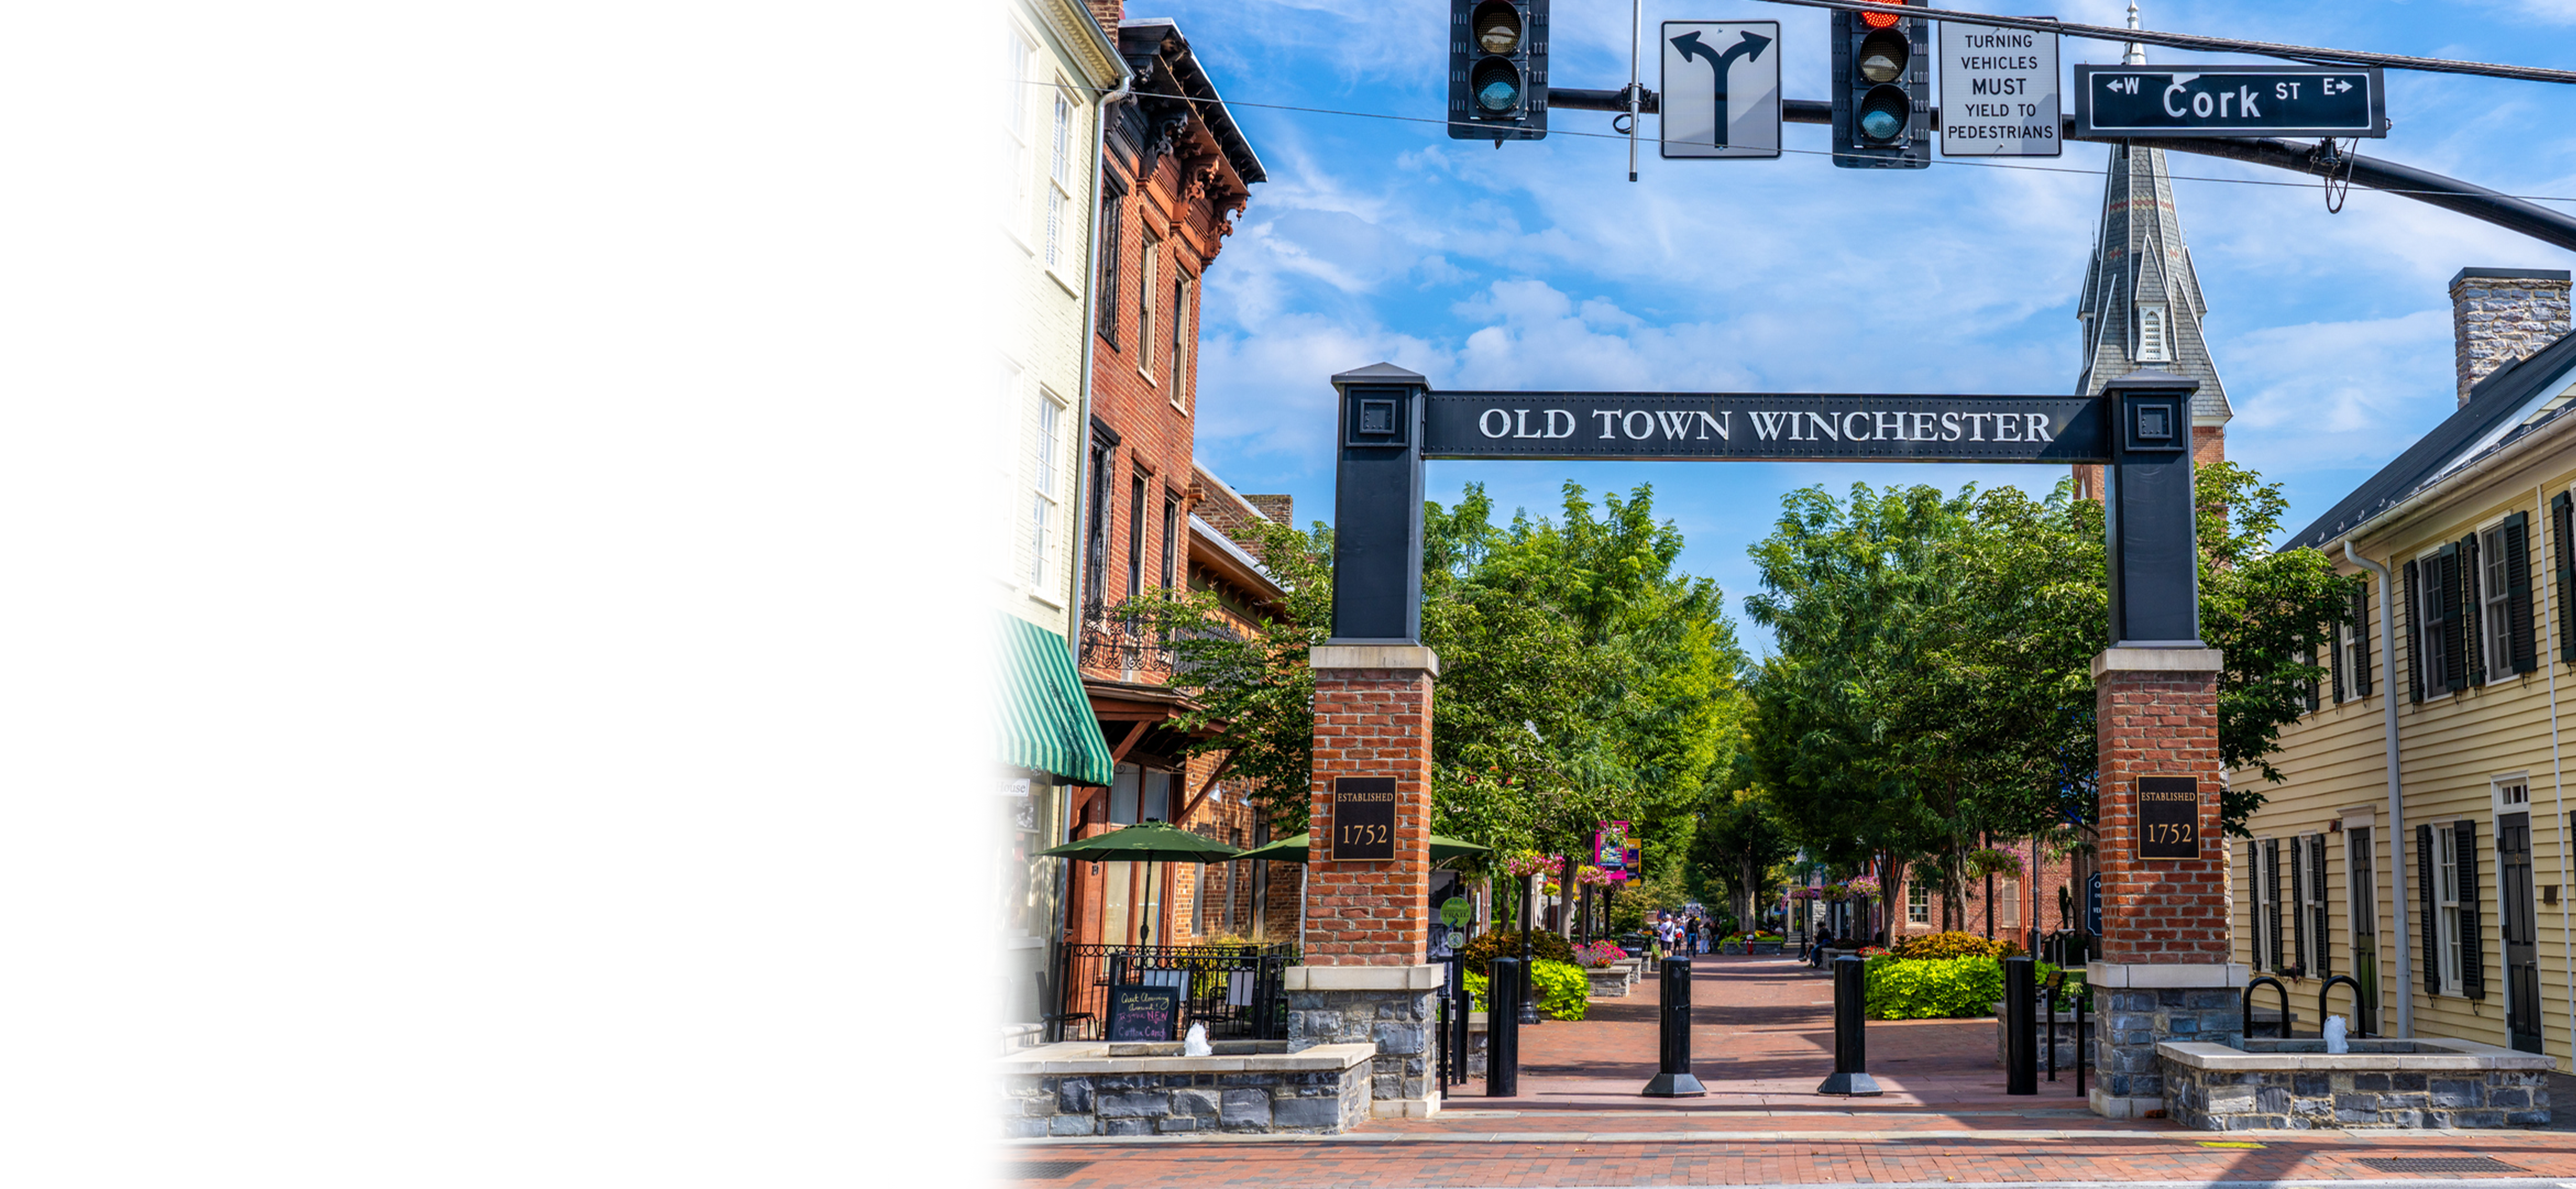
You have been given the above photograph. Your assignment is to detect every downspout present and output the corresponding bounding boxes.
[1050,49,1133,1009]
[2347,542,2413,1038]
[2539,479,2573,1071]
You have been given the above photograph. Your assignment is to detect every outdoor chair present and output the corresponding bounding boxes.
[1030,973,1092,1044]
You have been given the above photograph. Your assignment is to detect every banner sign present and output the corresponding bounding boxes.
[1594,820,1632,882]
[1422,393,2109,463]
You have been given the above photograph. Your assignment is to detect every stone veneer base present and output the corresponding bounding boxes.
[2160,1037,2553,1131]
[1288,964,1441,1119]
[998,1042,1375,1137]
[2084,962,2244,1117]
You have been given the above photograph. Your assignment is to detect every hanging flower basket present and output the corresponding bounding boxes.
[1845,876,1882,898]
[1503,852,1561,879]
[1575,864,1613,888]
[1967,848,2025,879]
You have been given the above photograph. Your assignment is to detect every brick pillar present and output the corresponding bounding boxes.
[1286,643,1441,1119]
[2088,647,2247,1120]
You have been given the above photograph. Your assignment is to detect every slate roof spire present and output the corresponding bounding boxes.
[2074,2,2231,448]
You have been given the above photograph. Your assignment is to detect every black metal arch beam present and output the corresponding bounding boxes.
[1549,90,2576,253]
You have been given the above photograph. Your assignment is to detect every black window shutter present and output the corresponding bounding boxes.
[2404,559,2422,702]
[2290,836,2308,975]
[2310,836,2331,978]
[2556,492,2575,664]
[2465,534,2488,686]
[2303,648,2320,713]
[2245,839,2259,964]
[2507,511,2537,673]
[2419,823,2440,996]
[2457,819,2485,1000]
[1095,188,1123,346]
[2266,838,2284,973]
[2331,631,2347,703]
[2442,543,2469,692]
[2352,582,2373,697]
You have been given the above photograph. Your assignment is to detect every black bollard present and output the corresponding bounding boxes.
[1641,955,1707,1096]
[1451,953,1473,1086]
[1815,955,1882,1096]
[2004,955,2037,1095]
[1489,958,1522,1098]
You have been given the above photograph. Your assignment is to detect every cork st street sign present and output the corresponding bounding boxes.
[2074,64,2387,139]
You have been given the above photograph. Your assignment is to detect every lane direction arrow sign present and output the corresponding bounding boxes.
[2073,64,2386,138]
[1938,18,2060,157]
[1661,20,1780,159]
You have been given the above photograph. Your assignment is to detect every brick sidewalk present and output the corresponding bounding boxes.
[1004,955,2576,1185]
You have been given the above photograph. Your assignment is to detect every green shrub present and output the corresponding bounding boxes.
[1462,960,1590,1020]
[1532,959,1589,1020]
[1458,930,1574,970]
[1863,955,2003,1019]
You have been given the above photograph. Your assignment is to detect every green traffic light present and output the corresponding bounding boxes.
[1473,57,1522,114]
[1858,84,1909,142]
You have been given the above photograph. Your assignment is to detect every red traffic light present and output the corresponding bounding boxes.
[1861,1,1908,30]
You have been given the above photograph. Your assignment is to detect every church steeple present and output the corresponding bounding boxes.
[2074,2,2230,499]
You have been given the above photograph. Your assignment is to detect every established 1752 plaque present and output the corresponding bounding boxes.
[2137,776,2201,860]
[1331,776,1398,860]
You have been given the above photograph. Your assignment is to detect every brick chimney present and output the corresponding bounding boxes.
[1244,494,1293,525]
[2451,267,2573,405]
[1088,0,1122,36]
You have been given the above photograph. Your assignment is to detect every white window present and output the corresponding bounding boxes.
[1001,28,1033,239]
[2481,524,2514,681]
[979,358,1010,571]
[1044,89,1074,272]
[1030,393,1064,588]
[2337,618,2362,702]
[2416,548,2452,699]
[2250,840,2277,970]
[1137,236,1159,381]
[1906,881,1928,924]
[1169,270,1193,410]
[2437,823,2463,994]
[2296,835,2327,976]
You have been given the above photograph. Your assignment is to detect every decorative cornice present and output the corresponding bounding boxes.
[1027,0,1126,91]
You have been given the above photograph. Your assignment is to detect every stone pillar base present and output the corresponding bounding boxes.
[2084,962,2249,1118]
[1285,965,1443,1119]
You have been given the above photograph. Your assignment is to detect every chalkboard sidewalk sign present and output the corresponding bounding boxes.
[1107,985,1181,1042]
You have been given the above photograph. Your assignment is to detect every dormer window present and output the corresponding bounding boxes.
[2136,302,2171,363]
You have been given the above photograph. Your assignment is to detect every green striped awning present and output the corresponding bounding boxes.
[996,612,1116,787]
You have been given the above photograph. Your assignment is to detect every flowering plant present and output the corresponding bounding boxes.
[1574,864,1613,888]
[1574,941,1626,967]
[1820,882,1851,902]
[1966,848,2024,879]
[1503,852,1561,879]
[1845,876,1882,897]
[1787,887,1823,901]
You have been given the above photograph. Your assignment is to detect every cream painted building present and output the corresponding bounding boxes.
[2236,268,2576,1065]
[998,0,1125,633]
[994,0,1127,1046]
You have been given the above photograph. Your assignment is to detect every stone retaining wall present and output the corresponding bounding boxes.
[2159,1038,2553,1131]
[998,1042,1375,1137]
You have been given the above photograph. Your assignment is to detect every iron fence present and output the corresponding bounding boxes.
[1050,942,1293,1042]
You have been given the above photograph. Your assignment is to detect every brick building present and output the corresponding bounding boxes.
[1048,7,1281,1030]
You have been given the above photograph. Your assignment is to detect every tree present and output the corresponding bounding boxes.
[1690,787,1793,933]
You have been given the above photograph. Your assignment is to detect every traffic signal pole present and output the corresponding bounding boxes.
[1545,89,2576,255]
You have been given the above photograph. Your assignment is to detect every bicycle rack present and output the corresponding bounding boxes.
[2241,975,2291,1039]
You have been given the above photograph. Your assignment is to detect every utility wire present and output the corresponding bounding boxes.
[1091,85,2576,207]
[1757,0,2576,86]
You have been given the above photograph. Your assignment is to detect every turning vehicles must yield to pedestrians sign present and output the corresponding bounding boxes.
[1661,21,1779,159]
[1937,18,2059,157]
[2074,64,2387,138]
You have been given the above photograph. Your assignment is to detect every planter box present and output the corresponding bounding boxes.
[1749,941,1783,955]
[1584,966,1630,997]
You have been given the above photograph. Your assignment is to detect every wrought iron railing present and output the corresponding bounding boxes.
[1080,602,1174,676]
[1049,942,1294,1042]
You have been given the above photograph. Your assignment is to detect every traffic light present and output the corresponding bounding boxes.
[1449,0,1547,143]
[1830,1,1929,168]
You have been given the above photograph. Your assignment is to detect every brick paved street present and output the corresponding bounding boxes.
[1003,955,2576,1185]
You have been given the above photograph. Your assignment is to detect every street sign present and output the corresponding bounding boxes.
[2073,64,2386,138]
[1421,391,2109,463]
[1938,19,2059,157]
[1441,896,1472,927]
[1661,21,1779,159]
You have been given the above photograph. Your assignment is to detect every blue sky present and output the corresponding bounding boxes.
[1163,0,2576,654]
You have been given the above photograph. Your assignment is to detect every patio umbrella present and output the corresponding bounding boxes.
[1229,831,1490,866]
[1040,820,1242,946]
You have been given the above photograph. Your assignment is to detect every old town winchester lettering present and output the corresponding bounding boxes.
[1419,392,2109,463]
